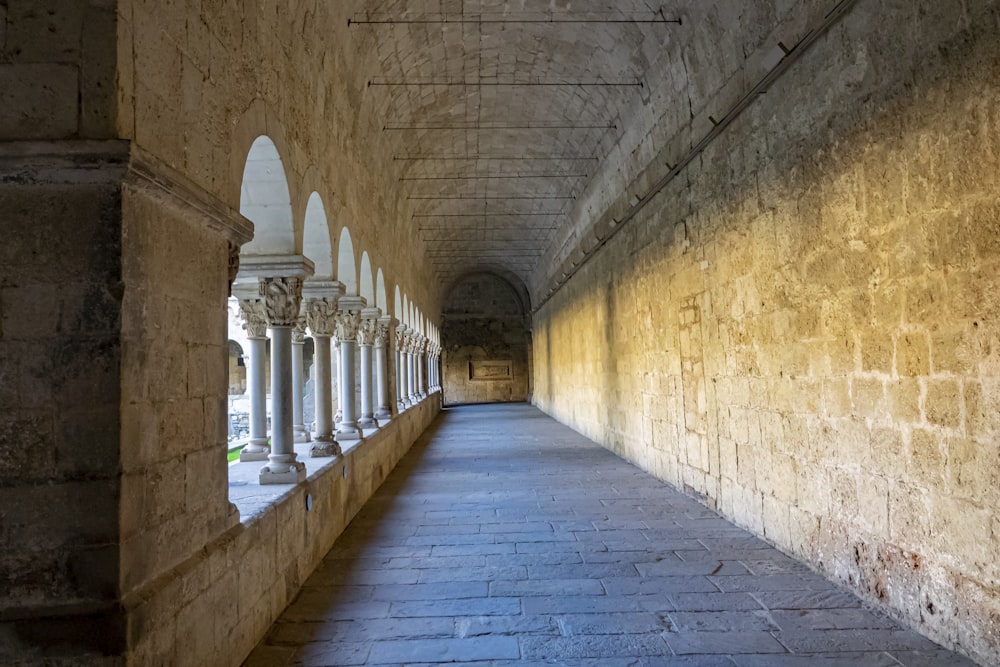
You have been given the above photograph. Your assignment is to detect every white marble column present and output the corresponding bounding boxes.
[395,327,408,411]
[305,293,340,457]
[335,298,365,441]
[237,300,270,462]
[357,308,380,430]
[259,276,307,485]
[407,331,418,405]
[417,336,428,399]
[333,338,342,426]
[429,343,438,391]
[291,315,310,443]
[434,344,441,391]
[375,316,395,423]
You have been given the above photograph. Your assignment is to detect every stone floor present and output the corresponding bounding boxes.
[244,404,973,666]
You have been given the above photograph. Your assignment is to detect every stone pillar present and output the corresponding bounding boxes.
[357,307,380,430]
[237,300,270,462]
[333,338,342,426]
[434,343,441,391]
[407,330,419,405]
[291,315,310,443]
[417,335,428,398]
[427,343,434,391]
[375,316,396,423]
[259,276,307,485]
[305,291,341,457]
[395,327,408,411]
[335,297,365,441]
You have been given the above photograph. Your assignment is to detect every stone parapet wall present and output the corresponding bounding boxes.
[531,2,1000,664]
[125,398,440,667]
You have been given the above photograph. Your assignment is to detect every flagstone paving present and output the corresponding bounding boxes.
[244,404,973,666]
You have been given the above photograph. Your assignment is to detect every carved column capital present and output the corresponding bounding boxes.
[334,309,361,342]
[357,317,377,346]
[374,321,390,347]
[306,298,337,337]
[238,299,269,339]
[260,276,304,327]
[291,314,308,343]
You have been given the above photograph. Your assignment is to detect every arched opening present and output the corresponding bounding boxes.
[303,192,334,279]
[375,268,388,312]
[441,271,531,406]
[337,227,358,295]
[229,134,296,466]
[239,136,295,255]
[359,252,375,305]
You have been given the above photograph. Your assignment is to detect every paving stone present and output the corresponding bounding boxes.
[712,574,837,593]
[663,630,788,655]
[291,641,371,665]
[886,649,981,666]
[668,610,779,632]
[603,575,721,595]
[389,597,521,618]
[775,629,940,652]
[769,608,899,631]
[669,592,765,611]
[558,611,674,635]
[369,581,488,601]
[246,405,969,666]
[367,637,519,663]
[490,577,605,597]
[455,614,560,637]
[731,653,900,666]
[418,565,527,583]
[523,594,665,615]
[636,560,751,577]
[520,634,672,659]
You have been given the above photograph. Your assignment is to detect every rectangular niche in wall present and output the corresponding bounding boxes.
[469,360,513,381]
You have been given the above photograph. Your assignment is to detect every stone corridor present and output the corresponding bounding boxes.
[244,405,970,666]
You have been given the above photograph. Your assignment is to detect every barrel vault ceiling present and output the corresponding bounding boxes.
[344,0,681,298]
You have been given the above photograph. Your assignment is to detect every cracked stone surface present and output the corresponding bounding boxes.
[244,404,972,666]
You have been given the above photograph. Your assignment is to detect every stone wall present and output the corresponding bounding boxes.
[531,2,1000,664]
[0,143,129,665]
[125,399,439,667]
[442,273,531,406]
[0,0,117,141]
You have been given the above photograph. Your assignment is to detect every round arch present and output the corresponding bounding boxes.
[239,136,295,255]
[359,252,375,304]
[303,192,333,279]
[336,227,358,294]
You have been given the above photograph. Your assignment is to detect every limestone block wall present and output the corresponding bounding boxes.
[442,273,531,406]
[532,2,1000,664]
[0,144,129,664]
[0,0,117,140]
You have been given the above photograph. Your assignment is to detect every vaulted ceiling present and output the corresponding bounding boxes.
[344,0,681,298]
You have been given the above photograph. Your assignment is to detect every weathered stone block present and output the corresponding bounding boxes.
[0,64,78,139]
[923,378,962,430]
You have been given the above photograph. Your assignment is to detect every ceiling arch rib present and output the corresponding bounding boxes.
[348,0,680,292]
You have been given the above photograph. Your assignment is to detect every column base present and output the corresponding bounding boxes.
[259,460,307,485]
[336,422,364,441]
[375,407,392,421]
[310,437,342,458]
[293,427,311,443]
[240,443,270,462]
[358,416,378,429]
